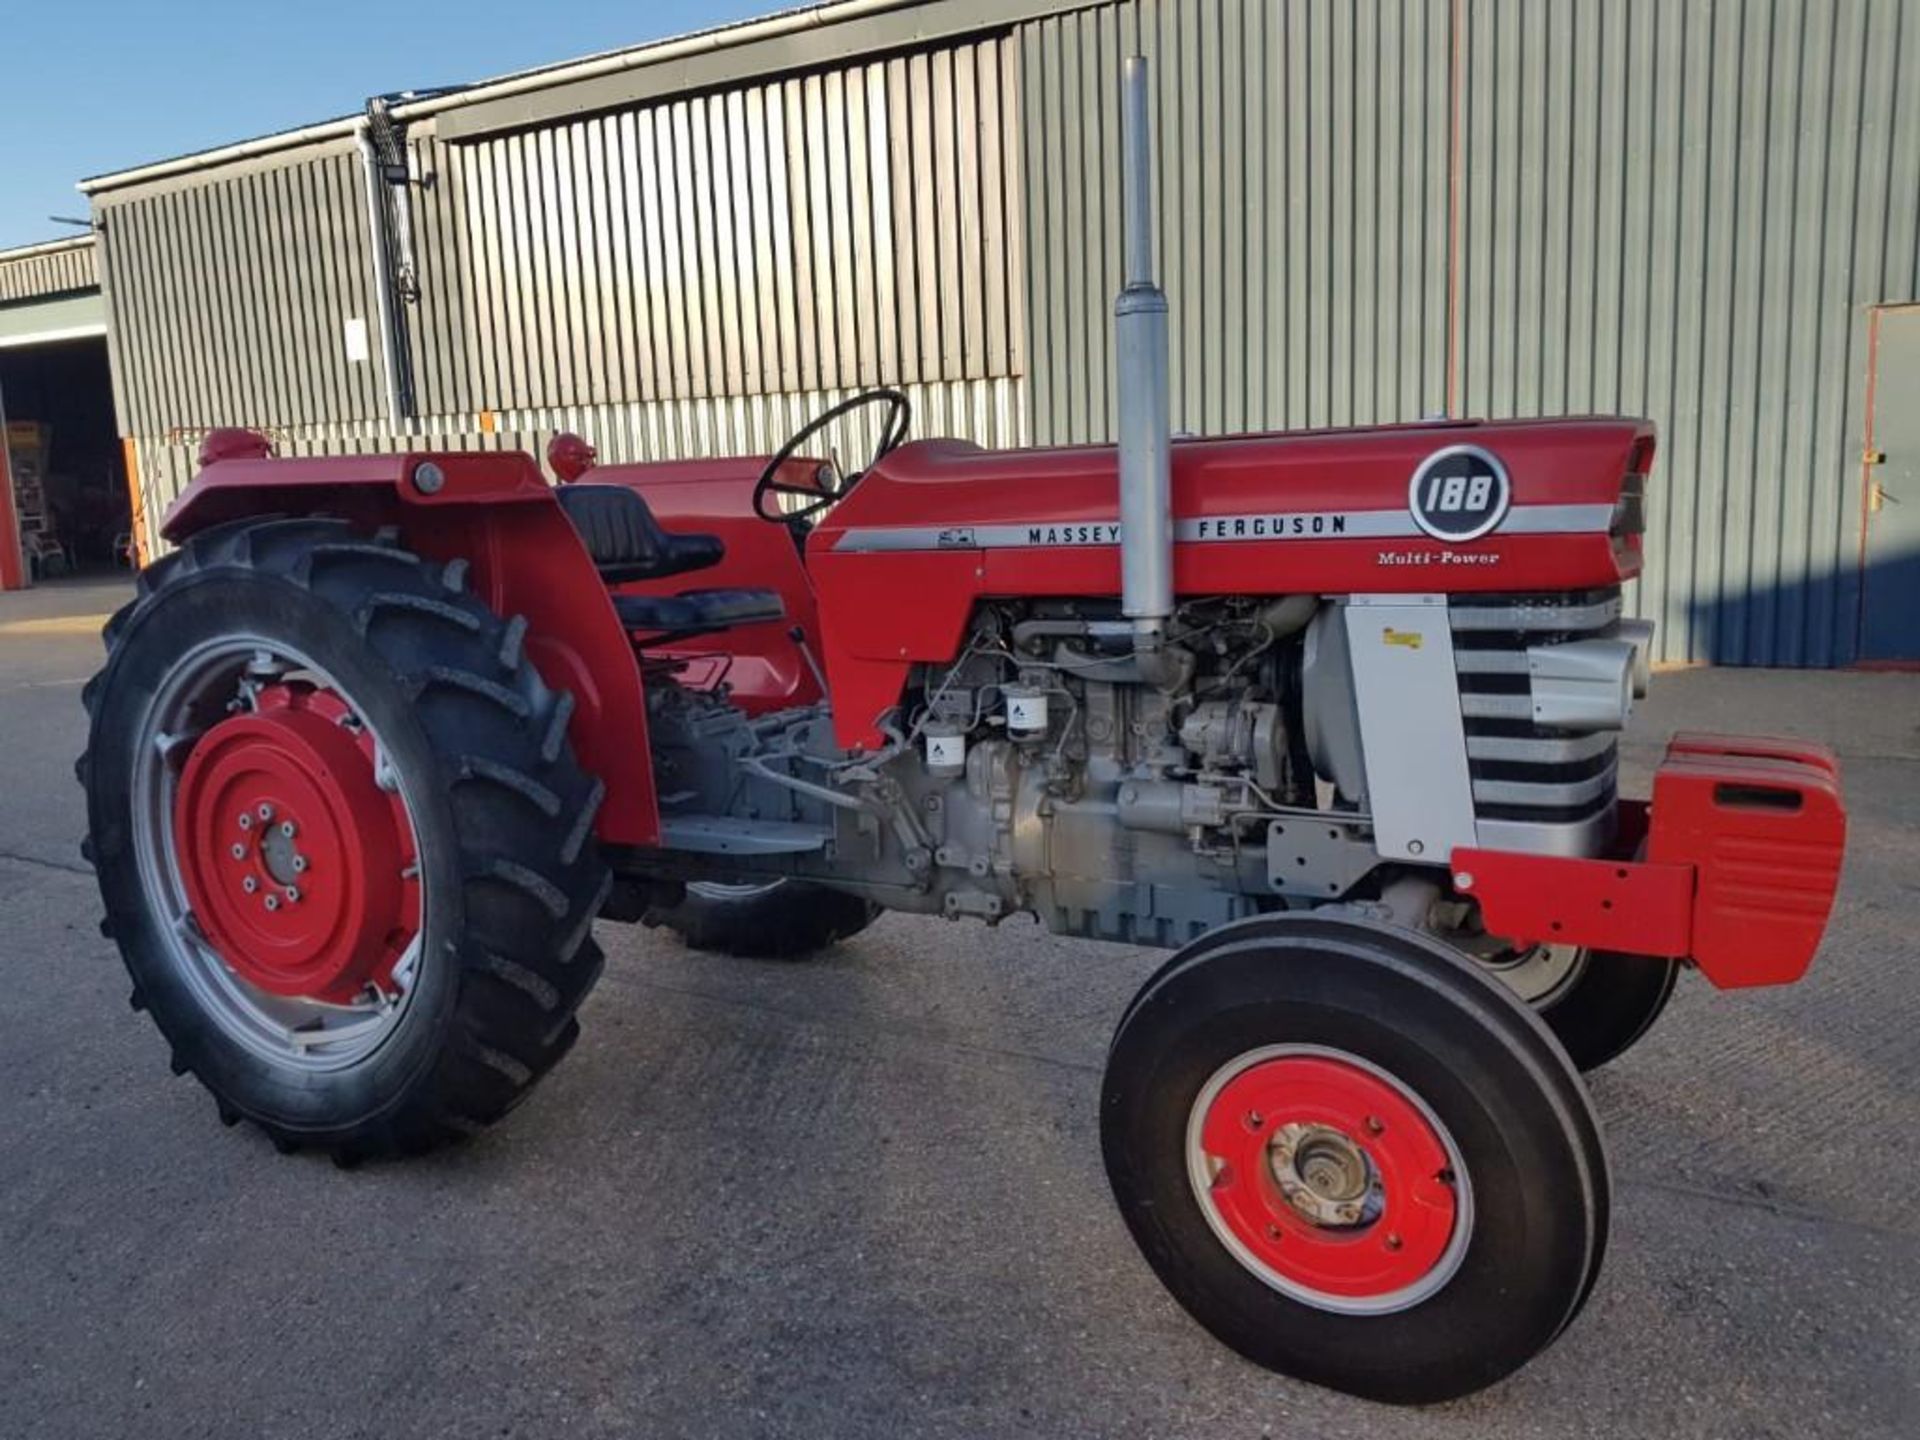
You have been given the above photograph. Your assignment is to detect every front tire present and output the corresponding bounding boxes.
[81,518,611,1160]
[1536,950,1679,1071]
[1476,942,1680,1072]
[1102,914,1609,1404]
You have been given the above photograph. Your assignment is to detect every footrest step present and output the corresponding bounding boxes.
[658,814,832,857]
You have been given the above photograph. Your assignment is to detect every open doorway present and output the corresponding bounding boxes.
[0,337,129,581]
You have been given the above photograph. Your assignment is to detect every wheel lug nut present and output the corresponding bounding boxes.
[284,886,300,903]
[1245,1111,1264,1131]
[230,843,247,860]
[292,855,308,874]
[256,804,274,822]
[238,813,252,831]
[1265,1223,1283,1241]
[280,820,296,838]
[1385,1233,1404,1251]
[1365,1116,1386,1136]
[264,894,280,912]
[242,876,258,894]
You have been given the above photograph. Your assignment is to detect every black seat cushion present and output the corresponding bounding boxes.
[612,588,786,637]
[555,484,725,582]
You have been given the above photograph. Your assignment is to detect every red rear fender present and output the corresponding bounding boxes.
[162,446,659,846]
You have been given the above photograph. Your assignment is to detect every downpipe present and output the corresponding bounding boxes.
[1114,56,1180,689]
[354,118,411,428]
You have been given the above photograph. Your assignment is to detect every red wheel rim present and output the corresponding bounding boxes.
[1187,1046,1470,1312]
[171,683,420,1004]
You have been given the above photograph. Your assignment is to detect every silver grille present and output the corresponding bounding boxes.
[1450,588,1625,850]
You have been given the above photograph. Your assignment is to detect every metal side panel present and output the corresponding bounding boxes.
[1343,596,1476,863]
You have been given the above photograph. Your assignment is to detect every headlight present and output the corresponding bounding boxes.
[1526,639,1638,731]
[1615,618,1654,698]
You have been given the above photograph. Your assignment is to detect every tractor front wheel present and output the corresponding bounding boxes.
[80,518,611,1160]
[1101,914,1609,1404]
[1474,942,1680,1072]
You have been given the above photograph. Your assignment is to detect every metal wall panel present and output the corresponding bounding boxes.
[93,146,385,443]
[1457,0,1920,666]
[94,146,385,437]
[404,136,477,420]
[0,239,97,302]
[1023,0,1919,666]
[1024,0,1453,444]
[416,35,1023,419]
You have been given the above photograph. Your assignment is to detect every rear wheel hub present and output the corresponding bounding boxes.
[172,685,419,1004]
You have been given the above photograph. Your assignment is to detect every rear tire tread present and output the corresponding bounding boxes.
[355,591,483,636]
[417,666,531,721]
[456,756,562,817]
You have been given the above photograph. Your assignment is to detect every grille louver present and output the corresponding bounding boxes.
[1450,588,1626,828]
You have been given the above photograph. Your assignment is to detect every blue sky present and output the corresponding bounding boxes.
[0,0,772,251]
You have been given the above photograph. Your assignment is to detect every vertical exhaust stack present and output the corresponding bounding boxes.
[1115,56,1176,681]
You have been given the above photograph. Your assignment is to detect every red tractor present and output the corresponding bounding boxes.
[79,61,1844,1404]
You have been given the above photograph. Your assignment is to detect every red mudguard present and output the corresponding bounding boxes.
[1453,734,1846,988]
[162,439,660,846]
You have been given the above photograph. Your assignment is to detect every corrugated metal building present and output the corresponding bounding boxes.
[74,0,1920,664]
[0,236,99,306]
[0,235,125,586]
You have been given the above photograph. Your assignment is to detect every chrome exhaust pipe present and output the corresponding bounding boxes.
[1114,56,1175,678]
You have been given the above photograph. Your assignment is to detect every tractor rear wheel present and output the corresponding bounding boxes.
[651,878,877,960]
[1102,914,1609,1404]
[80,518,611,1160]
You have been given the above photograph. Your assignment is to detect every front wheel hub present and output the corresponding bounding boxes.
[1187,1046,1471,1313]
[172,685,419,1003]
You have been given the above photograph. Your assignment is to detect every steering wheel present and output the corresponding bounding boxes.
[754,388,912,524]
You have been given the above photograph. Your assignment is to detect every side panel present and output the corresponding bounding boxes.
[806,549,982,746]
[1342,597,1476,861]
[817,420,1647,546]
[162,450,659,845]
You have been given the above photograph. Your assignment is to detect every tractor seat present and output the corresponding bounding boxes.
[555,483,725,582]
[612,589,786,638]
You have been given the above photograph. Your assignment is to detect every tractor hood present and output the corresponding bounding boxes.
[816,416,1652,587]
[806,416,1654,750]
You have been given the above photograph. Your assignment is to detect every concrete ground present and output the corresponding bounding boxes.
[2,573,1916,1440]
